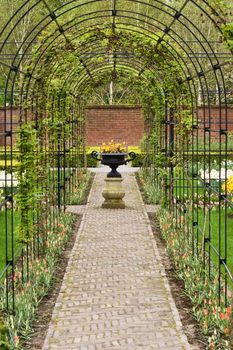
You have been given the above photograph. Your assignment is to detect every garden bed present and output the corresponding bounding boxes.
[24,216,82,350]
[148,213,206,349]
[136,173,205,348]
[23,170,94,349]
[136,169,232,349]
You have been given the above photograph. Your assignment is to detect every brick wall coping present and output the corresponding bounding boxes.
[0,106,20,111]
[86,105,233,111]
[86,105,142,110]
[1,105,232,111]
[199,105,233,109]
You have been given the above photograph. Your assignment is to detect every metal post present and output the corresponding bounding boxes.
[169,108,174,211]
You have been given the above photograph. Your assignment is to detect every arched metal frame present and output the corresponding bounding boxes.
[0,0,232,316]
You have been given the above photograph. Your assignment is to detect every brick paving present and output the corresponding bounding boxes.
[43,167,195,350]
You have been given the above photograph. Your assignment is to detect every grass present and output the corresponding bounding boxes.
[139,169,233,281]
[0,170,91,276]
[172,173,233,272]
[193,137,233,152]
[67,171,92,205]
[172,169,233,269]
[0,210,21,274]
[195,208,233,269]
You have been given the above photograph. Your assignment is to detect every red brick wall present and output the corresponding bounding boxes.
[0,107,20,146]
[197,106,233,133]
[2,105,233,147]
[85,105,144,146]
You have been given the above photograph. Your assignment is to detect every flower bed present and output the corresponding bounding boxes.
[0,212,76,349]
[158,208,231,350]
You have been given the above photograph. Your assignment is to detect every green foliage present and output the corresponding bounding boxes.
[138,169,161,204]
[0,314,10,350]
[33,24,188,110]
[222,22,233,49]
[86,154,98,168]
[1,212,75,349]
[68,171,91,205]
[0,3,232,348]
[130,154,144,167]
[175,111,193,139]
[16,123,38,243]
[0,211,21,272]
[158,208,231,350]
[0,160,20,171]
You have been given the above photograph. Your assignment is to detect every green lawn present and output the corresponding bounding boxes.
[173,171,233,270]
[193,208,233,270]
[0,210,21,274]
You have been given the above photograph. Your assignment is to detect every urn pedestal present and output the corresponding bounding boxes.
[91,151,137,209]
[102,178,125,209]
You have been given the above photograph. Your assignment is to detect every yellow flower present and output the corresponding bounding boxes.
[101,140,126,153]
[222,176,233,193]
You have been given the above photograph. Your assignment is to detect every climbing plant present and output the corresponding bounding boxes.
[16,122,38,243]
[0,0,232,348]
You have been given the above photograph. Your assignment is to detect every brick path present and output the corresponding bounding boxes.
[43,167,194,350]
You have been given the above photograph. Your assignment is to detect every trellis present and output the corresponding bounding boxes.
[0,0,232,328]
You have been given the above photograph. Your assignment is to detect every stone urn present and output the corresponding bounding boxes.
[91,151,136,208]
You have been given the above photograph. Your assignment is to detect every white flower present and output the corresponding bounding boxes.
[0,171,18,188]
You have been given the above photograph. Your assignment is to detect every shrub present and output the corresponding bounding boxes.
[130,154,144,167]
[86,154,98,167]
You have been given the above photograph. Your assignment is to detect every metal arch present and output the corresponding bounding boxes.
[25,58,148,115]
[71,64,156,98]
[19,20,199,130]
[13,7,219,117]
[0,4,222,130]
[10,21,197,174]
[29,50,160,101]
[0,0,229,73]
[11,10,225,175]
[26,63,161,132]
[25,58,164,131]
[16,17,198,102]
[49,0,230,55]
[48,11,220,80]
[0,0,233,314]
[57,54,159,92]
[16,26,194,123]
[66,61,159,96]
[0,0,228,84]
[23,60,158,140]
[62,60,185,105]
[43,0,230,76]
[37,37,179,88]
[1,4,228,141]
[24,40,196,123]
